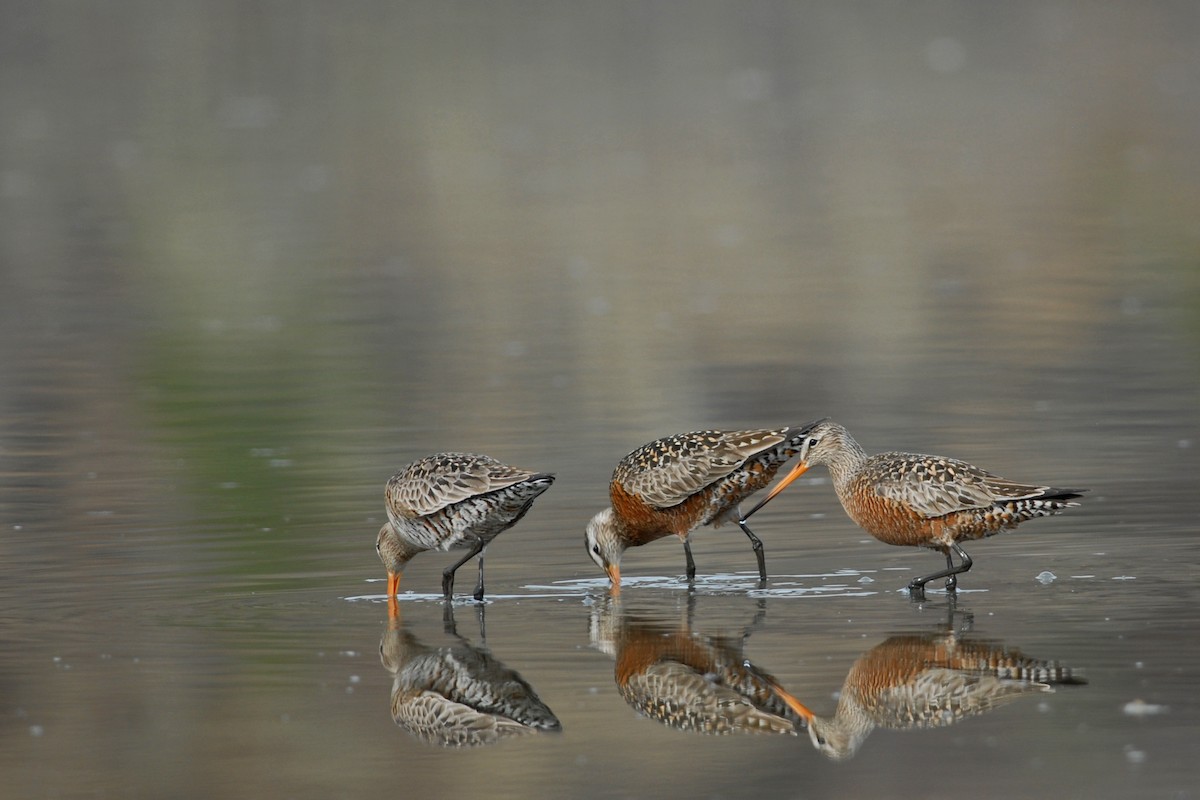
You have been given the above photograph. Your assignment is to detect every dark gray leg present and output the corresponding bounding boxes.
[472,547,487,602]
[737,512,768,582]
[908,542,973,594]
[683,540,696,581]
[442,539,486,601]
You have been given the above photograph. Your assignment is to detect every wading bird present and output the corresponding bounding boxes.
[585,423,821,589]
[740,419,1085,594]
[377,453,554,601]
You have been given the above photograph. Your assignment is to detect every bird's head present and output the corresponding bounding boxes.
[743,419,855,520]
[585,507,625,588]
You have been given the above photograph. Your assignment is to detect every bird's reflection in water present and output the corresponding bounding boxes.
[588,596,806,736]
[380,602,561,747]
[777,606,1087,760]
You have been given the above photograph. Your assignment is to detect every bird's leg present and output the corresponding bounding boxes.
[442,538,486,602]
[475,602,487,645]
[473,546,487,602]
[442,602,459,636]
[908,542,973,595]
[950,543,973,588]
[736,513,768,583]
[683,539,696,582]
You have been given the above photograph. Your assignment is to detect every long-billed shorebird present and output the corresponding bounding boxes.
[589,598,807,736]
[381,607,561,747]
[770,628,1085,760]
[585,424,821,588]
[740,419,1085,594]
[376,453,554,602]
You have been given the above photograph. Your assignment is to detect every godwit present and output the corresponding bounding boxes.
[741,419,1086,593]
[381,606,560,746]
[377,452,554,601]
[771,628,1085,759]
[585,423,821,588]
[588,598,806,735]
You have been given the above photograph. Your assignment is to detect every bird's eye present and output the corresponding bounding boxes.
[808,438,819,448]
[592,544,601,556]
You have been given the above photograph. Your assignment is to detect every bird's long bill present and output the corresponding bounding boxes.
[606,563,621,593]
[771,683,816,726]
[386,571,400,598]
[742,461,810,521]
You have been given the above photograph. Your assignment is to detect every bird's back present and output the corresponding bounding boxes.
[386,453,554,551]
[841,451,1084,545]
[610,427,809,535]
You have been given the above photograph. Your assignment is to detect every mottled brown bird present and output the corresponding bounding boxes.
[740,419,1086,593]
[771,629,1085,760]
[585,423,822,588]
[377,453,554,601]
[588,599,806,736]
[381,609,560,747]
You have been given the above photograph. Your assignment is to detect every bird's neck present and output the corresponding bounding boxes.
[824,432,869,492]
[382,523,426,567]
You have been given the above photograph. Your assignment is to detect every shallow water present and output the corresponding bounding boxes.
[3,3,1200,798]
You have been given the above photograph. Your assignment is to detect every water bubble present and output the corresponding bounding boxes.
[1035,571,1057,584]
[1123,699,1168,717]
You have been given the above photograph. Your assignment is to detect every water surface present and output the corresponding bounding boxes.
[2,3,1199,798]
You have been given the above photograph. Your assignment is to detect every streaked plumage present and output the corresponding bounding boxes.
[380,613,560,747]
[589,599,804,736]
[377,452,554,601]
[741,419,1085,593]
[585,424,821,588]
[773,629,1085,760]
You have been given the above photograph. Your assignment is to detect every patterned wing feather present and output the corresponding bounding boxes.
[387,453,539,517]
[614,429,790,509]
[871,668,1050,729]
[391,688,536,747]
[621,661,797,735]
[869,452,1053,519]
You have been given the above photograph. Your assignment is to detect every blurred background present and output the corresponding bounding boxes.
[2,2,1198,798]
